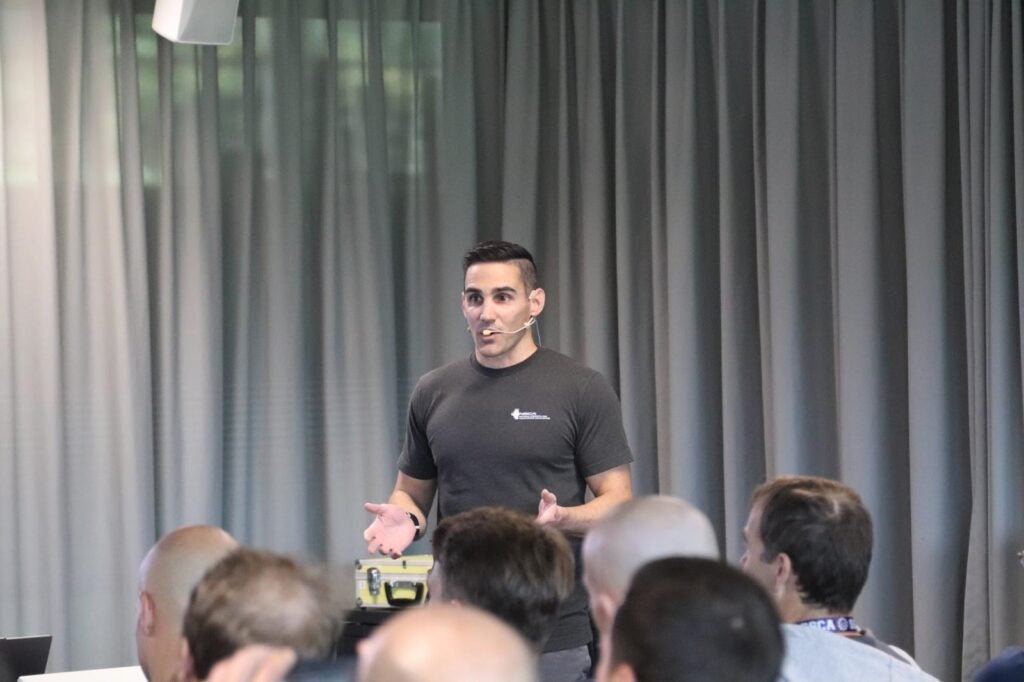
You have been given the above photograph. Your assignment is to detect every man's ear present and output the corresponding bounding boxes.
[774,552,796,593]
[138,591,156,636]
[179,637,195,682]
[591,591,618,637]
[528,288,545,316]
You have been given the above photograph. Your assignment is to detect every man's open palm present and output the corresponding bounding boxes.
[363,502,416,558]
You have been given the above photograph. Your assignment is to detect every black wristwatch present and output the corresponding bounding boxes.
[406,511,423,541]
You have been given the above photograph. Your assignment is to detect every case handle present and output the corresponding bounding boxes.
[384,580,426,606]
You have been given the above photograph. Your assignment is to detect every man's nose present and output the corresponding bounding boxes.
[480,298,497,320]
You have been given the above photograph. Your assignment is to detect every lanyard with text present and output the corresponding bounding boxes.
[796,616,863,635]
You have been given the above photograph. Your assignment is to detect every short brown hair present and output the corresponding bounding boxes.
[431,507,573,649]
[751,475,873,613]
[183,548,340,679]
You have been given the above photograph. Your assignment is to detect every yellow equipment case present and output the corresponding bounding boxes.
[353,554,433,609]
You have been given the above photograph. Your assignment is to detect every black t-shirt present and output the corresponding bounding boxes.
[398,347,634,651]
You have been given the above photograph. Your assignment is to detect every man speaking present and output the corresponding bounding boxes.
[363,241,633,682]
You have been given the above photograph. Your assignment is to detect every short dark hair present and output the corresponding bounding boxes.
[431,507,573,649]
[462,241,539,292]
[610,557,784,682]
[183,548,341,680]
[751,475,873,613]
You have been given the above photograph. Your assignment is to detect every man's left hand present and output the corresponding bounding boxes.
[536,489,565,527]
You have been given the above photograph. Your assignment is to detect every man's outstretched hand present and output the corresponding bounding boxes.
[535,488,566,528]
[363,502,417,558]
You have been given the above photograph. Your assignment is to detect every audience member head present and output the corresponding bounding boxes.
[741,475,873,621]
[429,506,573,649]
[582,495,719,635]
[181,548,341,681]
[136,525,239,682]
[357,604,538,682]
[602,557,784,682]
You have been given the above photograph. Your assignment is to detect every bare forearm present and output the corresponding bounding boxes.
[387,489,427,525]
[553,488,633,534]
[386,472,436,528]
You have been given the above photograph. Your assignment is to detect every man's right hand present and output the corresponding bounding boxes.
[363,502,417,558]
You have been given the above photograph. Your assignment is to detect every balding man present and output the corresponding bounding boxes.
[358,604,538,682]
[136,525,239,682]
[581,495,719,681]
[582,495,719,635]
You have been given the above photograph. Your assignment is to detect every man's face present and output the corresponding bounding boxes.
[462,261,543,369]
[740,503,777,599]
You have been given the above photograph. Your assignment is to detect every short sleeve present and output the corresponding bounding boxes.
[574,371,634,477]
[397,381,439,479]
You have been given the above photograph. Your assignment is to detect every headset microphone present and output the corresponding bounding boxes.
[481,318,535,336]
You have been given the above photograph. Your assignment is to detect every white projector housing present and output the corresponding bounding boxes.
[152,0,241,45]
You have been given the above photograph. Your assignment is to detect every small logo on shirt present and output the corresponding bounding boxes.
[511,408,550,421]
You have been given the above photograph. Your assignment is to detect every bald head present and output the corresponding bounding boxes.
[137,525,238,682]
[140,526,239,619]
[358,605,538,682]
[583,495,719,601]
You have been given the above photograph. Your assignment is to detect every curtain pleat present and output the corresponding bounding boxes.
[901,1,972,677]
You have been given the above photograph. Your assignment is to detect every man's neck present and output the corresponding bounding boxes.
[787,602,851,623]
[475,340,539,369]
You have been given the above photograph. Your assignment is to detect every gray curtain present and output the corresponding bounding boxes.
[0,1,1021,680]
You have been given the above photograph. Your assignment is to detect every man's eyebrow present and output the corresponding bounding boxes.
[463,285,519,295]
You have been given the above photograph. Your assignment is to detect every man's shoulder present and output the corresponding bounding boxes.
[781,625,939,682]
[975,646,1024,682]
[531,348,603,381]
[413,357,475,390]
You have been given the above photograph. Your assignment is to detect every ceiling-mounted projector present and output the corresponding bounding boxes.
[152,0,241,45]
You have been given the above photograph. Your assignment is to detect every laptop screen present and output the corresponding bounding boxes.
[0,636,52,682]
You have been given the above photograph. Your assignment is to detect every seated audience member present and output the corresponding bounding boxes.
[601,557,783,682]
[136,525,239,682]
[581,495,720,681]
[740,476,922,668]
[358,604,539,682]
[181,548,341,681]
[780,622,939,682]
[974,646,1024,682]
[428,507,574,650]
[581,495,719,636]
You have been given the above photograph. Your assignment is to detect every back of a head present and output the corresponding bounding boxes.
[137,525,238,682]
[359,605,538,682]
[608,557,784,682]
[430,507,573,649]
[752,476,873,613]
[140,525,239,627]
[583,495,720,599]
[183,548,341,680]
